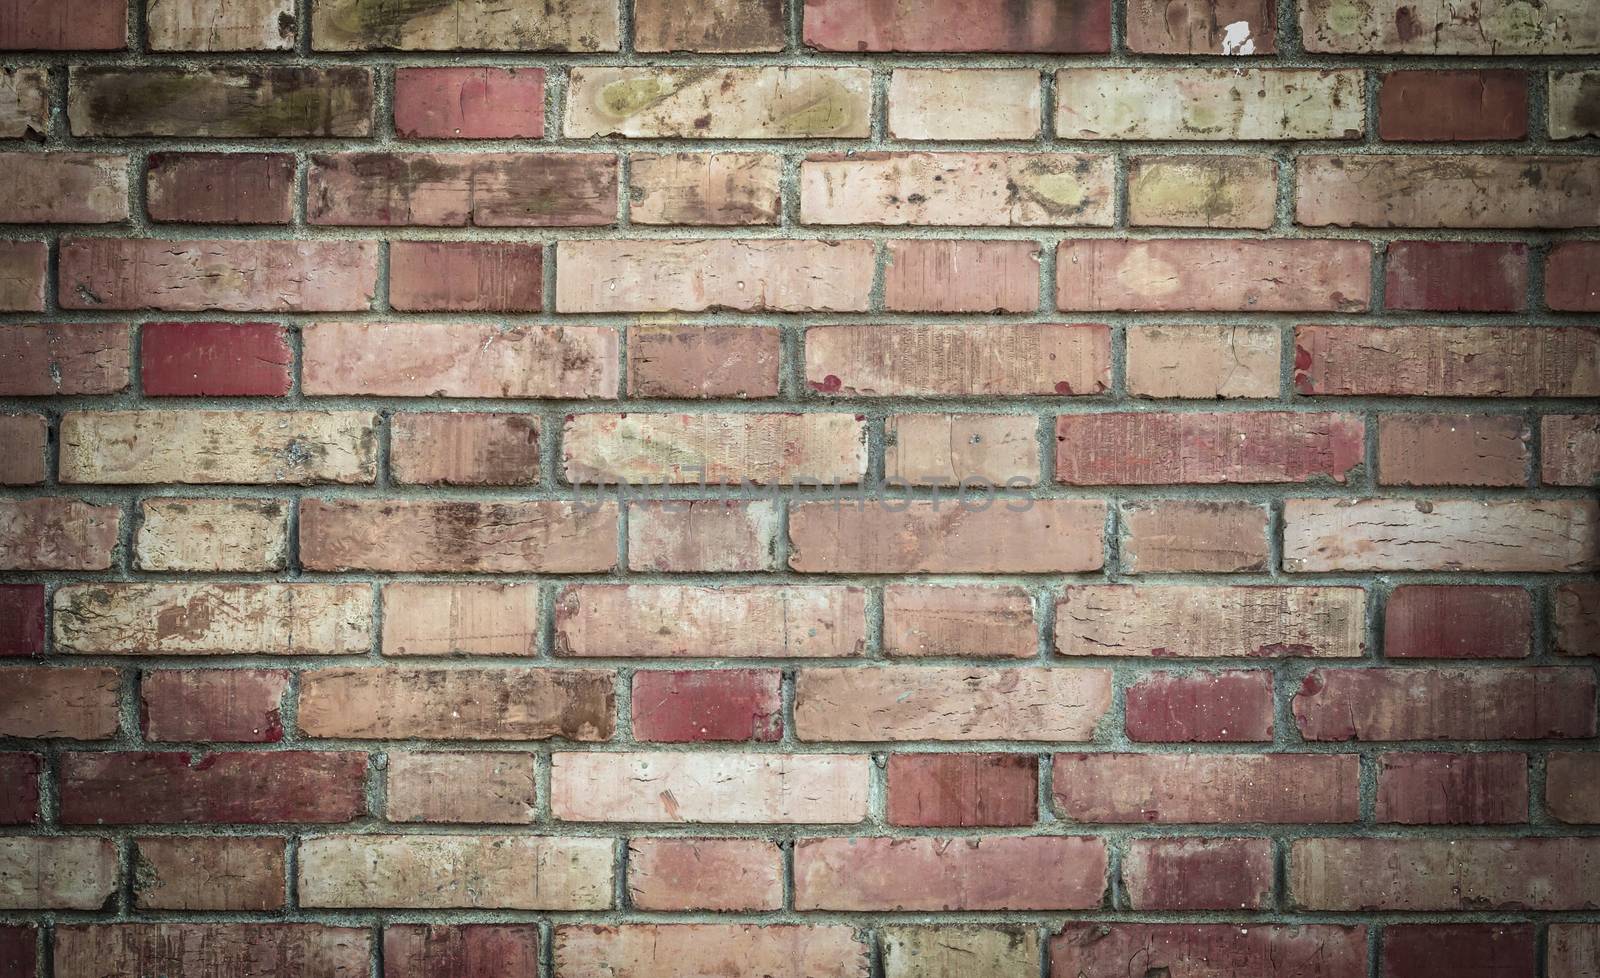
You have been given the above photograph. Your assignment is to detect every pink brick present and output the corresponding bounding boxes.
[1055,411,1364,485]
[389,413,539,486]
[630,670,781,742]
[393,68,545,138]
[882,585,1036,658]
[59,238,376,311]
[0,323,130,395]
[803,0,1111,52]
[1123,838,1274,910]
[1378,70,1529,141]
[1053,753,1359,823]
[0,0,125,48]
[301,500,616,573]
[386,753,536,824]
[389,241,542,312]
[1294,668,1596,741]
[1058,239,1370,311]
[883,240,1039,313]
[627,839,782,911]
[806,323,1110,397]
[1124,669,1275,742]
[627,325,781,399]
[1383,585,1532,658]
[0,498,120,571]
[1376,752,1528,825]
[140,322,291,396]
[1384,241,1528,311]
[145,153,294,224]
[627,500,777,572]
[384,925,541,978]
[795,836,1107,910]
[1052,924,1367,978]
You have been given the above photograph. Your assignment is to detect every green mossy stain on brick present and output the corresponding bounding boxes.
[321,0,457,47]
[598,76,673,118]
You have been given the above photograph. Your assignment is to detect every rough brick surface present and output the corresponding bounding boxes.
[795,837,1108,910]
[145,152,294,223]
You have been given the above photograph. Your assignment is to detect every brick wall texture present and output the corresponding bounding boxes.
[1,0,1599,975]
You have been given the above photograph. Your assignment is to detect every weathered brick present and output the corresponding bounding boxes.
[390,413,539,485]
[795,666,1112,741]
[791,499,1106,573]
[1550,926,1600,978]
[144,152,294,224]
[0,0,124,49]
[54,583,371,655]
[1383,585,1533,658]
[883,585,1036,658]
[627,500,778,572]
[0,415,47,486]
[300,500,616,572]
[567,67,868,138]
[564,412,866,485]
[1056,411,1363,485]
[60,238,376,310]
[557,239,873,312]
[803,0,1111,52]
[1547,242,1600,310]
[796,837,1107,910]
[1300,0,1600,53]
[386,752,537,823]
[0,666,120,739]
[1553,583,1599,657]
[1383,925,1535,978]
[1056,585,1365,657]
[1128,156,1277,229]
[1283,498,1599,572]
[1119,500,1270,573]
[881,927,1039,978]
[627,839,783,911]
[141,668,289,742]
[0,839,117,909]
[61,410,374,484]
[1059,68,1361,140]
[806,323,1110,397]
[1051,924,1367,978]
[883,240,1038,313]
[632,670,781,743]
[393,67,544,138]
[1297,156,1600,228]
[629,154,780,225]
[1548,753,1600,823]
[1551,71,1600,139]
[389,242,541,312]
[0,241,46,311]
[60,751,367,824]
[55,925,369,978]
[0,322,129,395]
[385,925,541,978]
[886,754,1037,827]
[0,585,46,656]
[0,498,119,570]
[1125,323,1280,399]
[1294,667,1596,740]
[888,69,1041,140]
[310,0,618,50]
[885,414,1038,488]
[1379,70,1528,141]
[634,0,783,51]
[0,153,128,223]
[132,837,285,910]
[1125,669,1275,742]
[1123,838,1274,910]
[1378,414,1529,486]
[556,925,867,978]
[146,0,292,48]
[308,153,614,226]
[1127,0,1276,53]
[1544,415,1600,485]
[0,925,29,978]
[1059,239,1370,311]
[299,668,614,740]
[1290,838,1600,910]
[800,152,1114,226]
[1055,753,1359,823]
[299,835,612,909]
[1296,325,1600,397]
[1376,752,1528,825]
[0,754,41,823]
[141,322,291,396]
[551,752,868,823]
[69,66,371,136]
[1385,241,1529,312]
[0,67,49,138]
[382,583,538,656]
[556,584,865,658]
[628,325,780,399]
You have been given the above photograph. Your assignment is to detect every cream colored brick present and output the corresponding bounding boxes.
[1057,68,1364,140]
[888,69,1040,140]
[54,583,371,655]
[551,752,869,823]
[563,413,866,485]
[135,498,288,571]
[298,835,613,909]
[566,67,870,138]
[59,411,375,485]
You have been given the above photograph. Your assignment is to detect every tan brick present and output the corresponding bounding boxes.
[1294,325,1600,397]
[132,837,285,910]
[0,838,117,909]
[0,153,129,223]
[790,499,1106,573]
[311,0,618,49]
[1119,500,1271,573]
[1283,499,1599,572]
[1057,69,1361,139]
[1125,324,1282,399]
[135,498,288,571]
[58,238,376,311]
[1300,0,1600,53]
[0,322,130,396]
[1297,156,1600,228]
[627,839,782,911]
[299,835,613,909]
[1127,0,1277,53]
[883,240,1040,313]
[567,67,869,138]
[59,411,375,485]
[0,667,120,739]
[557,239,873,312]
[806,323,1110,397]
[634,0,783,51]
[1544,416,1600,486]
[556,925,868,978]
[552,752,869,823]
[556,584,865,658]
[796,837,1107,911]
[883,585,1036,658]
[0,498,119,571]
[67,67,372,137]
[147,0,294,49]
[1291,838,1600,910]
[1551,71,1600,139]
[628,325,781,399]
[628,500,778,572]
[381,583,539,656]
[885,414,1038,487]
[1379,414,1530,487]
[1057,585,1366,657]
[0,68,49,138]
[888,69,1041,140]
[1128,156,1278,228]
[795,666,1112,741]
[881,927,1040,978]
[629,153,780,225]
[55,924,370,978]
[1058,239,1370,311]
[300,500,617,573]
[564,412,865,485]
[0,241,45,311]
[54,583,371,655]
[387,752,537,824]
[298,668,614,740]
[1054,411,1365,485]
[390,413,539,485]
[0,415,47,485]
[307,153,614,227]
[801,152,1114,226]
[1056,753,1359,823]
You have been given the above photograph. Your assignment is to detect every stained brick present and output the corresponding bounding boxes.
[800,152,1114,226]
[1056,585,1366,658]
[299,835,612,909]
[1056,411,1363,485]
[58,238,377,311]
[1547,753,1600,823]
[298,668,615,740]
[1384,241,1529,311]
[1127,156,1277,229]
[388,242,542,312]
[393,67,545,139]
[556,925,867,978]
[886,754,1038,827]
[1058,239,1370,311]
[310,0,619,50]
[1383,585,1533,659]
[146,0,293,48]
[382,583,539,656]
[566,67,869,138]
[0,838,118,909]
[803,0,1111,52]
[1051,924,1366,978]
[1378,71,1529,141]
[0,498,119,571]
[384,926,541,978]
[634,0,783,51]
[69,67,372,136]
[1057,69,1362,140]
[1375,752,1528,825]
[132,837,286,910]
[308,153,614,226]
[884,414,1039,488]
[0,241,46,311]
[0,666,121,739]
[1124,669,1275,742]
[141,669,289,742]
[1300,0,1600,53]
[551,752,869,823]
[1297,155,1600,228]
[0,415,47,486]
[390,413,539,485]
[1294,668,1596,740]
[882,927,1038,978]
[1125,324,1281,399]
[299,500,617,572]
[1543,416,1600,485]
[564,412,866,485]
[59,750,367,824]
[54,925,369,978]
[1550,926,1600,978]
[795,837,1107,910]
[628,325,781,399]
[140,321,292,396]
[60,410,375,484]
[882,585,1036,658]
[53,583,371,655]
[0,153,128,223]
[0,68,49,138]
[806,324,1110,397]
[790,500,1107,573]
[1126,0,1276,53]
[555,584,865,658]
[631,670,782,743]
[1553,583,1599,657]
[627,839,783,911]
[628,154,781,226]
[145,152,294,224]
[1053,753,1359,823]
[386,753,537,824]
[1122,838,1274,910]
[1290,838,1600,910]
[0,323,130,395]
[557,239,873,312]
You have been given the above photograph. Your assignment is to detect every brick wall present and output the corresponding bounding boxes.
[2,0,1599,975]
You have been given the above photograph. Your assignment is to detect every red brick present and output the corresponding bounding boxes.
[145,153,294,224]
[558,239,873,313]
[1053,753,1358,823]
[634,0,784,51]
[394,68,544,139]
[807,323,1109,397]
[1294,668,1596,741]
[308,153,614,226]
[1124,669,1275,743]
[0,754,41,824]
[886,754,1037,827]
[0,667,120,740]
[0,0,125,48]
[0,415,46,486]
[1554,583,1600,656]
[299,668,614,741]
[140,669,289,743]
[300,499,616,573]
[0,323,130,395]
[628,325,781,399]
[1378,70,1529,141]
[0,586,45,656]
[386,753,536,824]
[803,0,1111,52]
[789,500,1106,573]
[1383,585,1532,658]
[555,925,866,978]
[627,500,778,572]
[1291,837,1600,910]
[132,837,286,911]
[1126,0,1277,53]
[631,670,781,743]
[1057,584,1366,658]
[1378,414,1529,486]
[627,839,782,911]
[59,751,368,824]
[1119,500,1270,573]
[1122,838,1274,910]
[0,498,118,570]
[629,154,780,225]
[0,153,128,223]
[1058,239,1370,311]
[795,836,1107,910]
[556,585,864,659]
[1547,242,1600,310]
[1548,753,1600,823]
[59,238,376,311]
[1383,925,1535,978]
[54,925,370,978]
[1550,926,1600,978]
[0,241,46,311]
[883,240,1039,313]
[1296,155,1600,228]
[1543,415,1600,485]
[0,926,33,978]
[140,321,291,396]
[1376,752,1527,825]
[390,413,539,486]
[389,241,542,312]
[1384,241,1528,311]
[882,584,1036,658]
[1051,924,1367,978]
[385,925,541,978]
[1056,411,1364,485]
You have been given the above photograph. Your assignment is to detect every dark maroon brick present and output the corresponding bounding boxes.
[1378,71,1528,142]
[0,753,41,824]
[1383,585,1532,659]
[630,670,781,743]
[384,925,541,978]
[1376,752,1528,825]
[145,153,295,225]
[1125,669,1274,743]
[140,670,289,743]
[139,322,292,397]
[0,926,35,978]
[1294,668,1596,741]
[1051,924,1368,978]
[388,241,543,313]
[886,753,1038,827]
[1548,242,1600,312]
[1123,837,1274,910]
[0,585,46,656]
[1384,241,1529,312]
[1382,925,1535,978]
[58,751,367,824]
[0,0,125,49]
